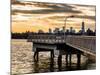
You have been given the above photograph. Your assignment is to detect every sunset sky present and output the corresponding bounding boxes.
[11,0,96,33]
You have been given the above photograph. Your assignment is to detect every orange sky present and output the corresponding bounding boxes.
[12,1,96,33]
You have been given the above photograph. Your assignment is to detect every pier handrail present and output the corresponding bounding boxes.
[27,34,96,55]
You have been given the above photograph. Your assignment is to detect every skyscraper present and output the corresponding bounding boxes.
[81,21,85,34]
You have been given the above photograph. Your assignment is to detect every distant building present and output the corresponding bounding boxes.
[53,28,60,34]
[70,27,73,33]
[38,29,44,33]
[69,27,76,34]
[86,28,94,35]
[49,28,52,33]
[66,29,69,33]
[72,29,76,33]
[81,21,85,34]
[62,26,65,33]
[60,30,64,34]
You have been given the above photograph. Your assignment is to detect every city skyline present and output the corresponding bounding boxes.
[34,21,95,35]
[12,0,96,33]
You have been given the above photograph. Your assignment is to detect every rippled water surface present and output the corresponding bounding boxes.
[11,39,96,75]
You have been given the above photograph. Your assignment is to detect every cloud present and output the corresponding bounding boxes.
[11,1,96,32]
[44,15,95,21]
[73,15,95,20]
[12,2,82,15]
[75,4,95,8]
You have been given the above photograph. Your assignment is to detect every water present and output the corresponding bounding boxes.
[11,39,96,75]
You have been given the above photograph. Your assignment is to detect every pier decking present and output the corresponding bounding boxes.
[27,34,96,70]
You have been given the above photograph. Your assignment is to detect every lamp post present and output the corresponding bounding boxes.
[64,15,74,41]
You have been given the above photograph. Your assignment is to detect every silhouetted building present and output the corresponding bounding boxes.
[72,29,76,33]
[60,30,64,34]
[69,27,76,34]
[53,28,60,34]
[62,26,65,33]
[66,29,69,33]
[70,27,73,33]
[81,21,85,34]
[38,29,44,33]
[49,28,52,33]
[86,28,94,36]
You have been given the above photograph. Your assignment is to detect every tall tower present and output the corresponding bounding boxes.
[81,21,85,34]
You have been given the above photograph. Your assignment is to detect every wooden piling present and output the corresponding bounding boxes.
[50,50,54,71]
[33,51,36,62]
[66,53,68,66]
[69,53,72,66]
[68,48,72,66]
[58,54,62,71]
[36,51,39,62]
[33,49,39,62]
[77,50,81,67]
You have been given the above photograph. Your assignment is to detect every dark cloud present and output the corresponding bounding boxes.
[74,4,95,8]
[12,2,82,15]
[46,15,95,21]
[12,1,95,21]
[12,7,81,15]
[12,20,27,22]
[11,0,26,5]
[74,15,96,20]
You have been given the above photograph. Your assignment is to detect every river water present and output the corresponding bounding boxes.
[11,39,96,75]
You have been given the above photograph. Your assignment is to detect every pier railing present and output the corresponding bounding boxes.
[27,34,96,55]
[66,36,96,55]
[28,34,65,43]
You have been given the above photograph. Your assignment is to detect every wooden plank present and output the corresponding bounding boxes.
[66,43,96,57]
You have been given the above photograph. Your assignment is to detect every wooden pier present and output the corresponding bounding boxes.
[27,34,96,70]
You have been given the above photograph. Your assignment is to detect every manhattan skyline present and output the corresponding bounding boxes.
[12,0,96,33]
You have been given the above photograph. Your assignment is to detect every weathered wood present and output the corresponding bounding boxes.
[33,50,39,62]
[28,34,95,56]
[58,55,62,71]
[66,53,68,66]
[77,50,81,67]
[28,34,96,70]
[36,51,39,62]
[69,53,72,66]
[50,50,54,72]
